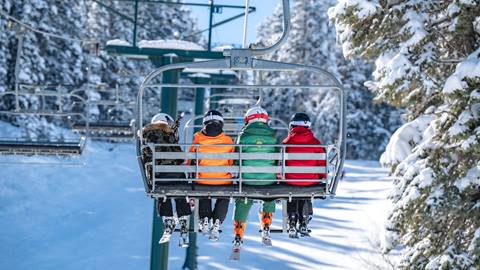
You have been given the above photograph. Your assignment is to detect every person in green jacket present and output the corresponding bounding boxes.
[233,106,279,247]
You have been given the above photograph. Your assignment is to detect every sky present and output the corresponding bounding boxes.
[187,0,280,47]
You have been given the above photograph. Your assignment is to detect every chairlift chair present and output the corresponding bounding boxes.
[135,0,346,202]
[0,85,89,157]
[69,85,136,141]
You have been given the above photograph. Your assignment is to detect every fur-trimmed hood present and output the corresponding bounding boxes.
[143,122,173,134]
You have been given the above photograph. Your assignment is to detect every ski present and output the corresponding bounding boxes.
[288,227,299,239]
[261,227,272,247]
[159,217,176,244]
[230,245,241,261]
[230,236,243,261]
[159,231,172,244]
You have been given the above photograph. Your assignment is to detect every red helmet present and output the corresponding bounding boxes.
[244,106,269,124]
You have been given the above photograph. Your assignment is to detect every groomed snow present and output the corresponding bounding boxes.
[0,142,396,269]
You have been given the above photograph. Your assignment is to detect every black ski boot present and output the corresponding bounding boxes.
[288,214,299,239]
[299,215,312,237]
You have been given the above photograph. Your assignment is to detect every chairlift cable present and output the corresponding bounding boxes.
[0,10,98,45]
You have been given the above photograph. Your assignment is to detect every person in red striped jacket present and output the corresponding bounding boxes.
[282,112,327,238]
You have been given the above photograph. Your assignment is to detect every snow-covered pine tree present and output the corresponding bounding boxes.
[329,0,480,268]
[0,0,92,139]
[257,0,401,159]
[0,1,15,99]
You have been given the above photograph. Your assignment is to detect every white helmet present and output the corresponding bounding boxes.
[151,113,174,126]
[244,106,269,124]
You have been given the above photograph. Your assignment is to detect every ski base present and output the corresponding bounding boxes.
[230,246,241,261]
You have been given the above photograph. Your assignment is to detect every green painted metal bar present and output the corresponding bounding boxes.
[182,75,209,270]
[149,201,167,270]
[105,45,224,59]
[133,0,139,46]
[207,0,214,51]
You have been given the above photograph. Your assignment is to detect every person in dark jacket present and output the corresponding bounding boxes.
[233,106,279,246]
[283,112,326,238]
[142,113,191,238]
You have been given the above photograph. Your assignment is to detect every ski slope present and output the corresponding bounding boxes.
[0,142,395,270]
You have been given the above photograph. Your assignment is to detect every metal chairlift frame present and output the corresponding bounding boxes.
[0,87,89,156]
[135,0,346,200]
[69,85,137,140]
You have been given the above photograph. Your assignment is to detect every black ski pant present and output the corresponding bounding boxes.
[287,199,313,223]
[198,198,229,223]
[157,198,191,218]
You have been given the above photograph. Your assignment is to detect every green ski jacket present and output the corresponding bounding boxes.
[236,122,278,185]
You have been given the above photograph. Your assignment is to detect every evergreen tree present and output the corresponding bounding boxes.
[330,0,480,268]
[257,0,401,159]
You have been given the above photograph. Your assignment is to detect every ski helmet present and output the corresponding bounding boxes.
[289,112,311,129]
[203,110,224,124]
[151,113,175,126]
[244,106,269,124]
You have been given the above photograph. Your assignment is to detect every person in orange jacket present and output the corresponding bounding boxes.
[189,110,234,241]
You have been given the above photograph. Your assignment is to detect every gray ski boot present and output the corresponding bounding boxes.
[159,217,176,244]
[209,219,221,242]
[178,215,189,247]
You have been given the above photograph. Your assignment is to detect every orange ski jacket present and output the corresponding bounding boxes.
[189,131,235,185]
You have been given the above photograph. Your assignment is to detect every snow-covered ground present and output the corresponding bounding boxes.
[0,142,395,270]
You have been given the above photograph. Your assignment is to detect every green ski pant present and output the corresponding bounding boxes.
[234,199,276,222]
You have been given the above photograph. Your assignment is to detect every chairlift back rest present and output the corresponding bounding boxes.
[147,143,328,180]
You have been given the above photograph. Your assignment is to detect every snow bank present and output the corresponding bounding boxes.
[0,154,397,270]
[443,48,480,94]
[455,163,480,191]
[106,39,131,46]
[137,39,204,51]
[380,115,434,167]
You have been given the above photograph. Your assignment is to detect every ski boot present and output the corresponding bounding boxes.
[209,219,221,242]
[159,217,176,244]
[178,215,189,247]
[288,215,299,239]
[230,221,245,261]
[299,215,312,237]
[260,212,273,246]
[199,217,210,235]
